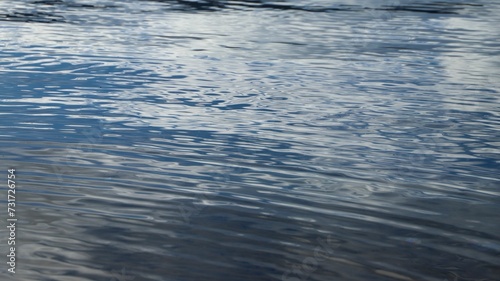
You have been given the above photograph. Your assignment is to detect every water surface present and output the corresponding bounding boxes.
[1,0,499,280]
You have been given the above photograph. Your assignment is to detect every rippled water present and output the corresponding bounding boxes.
[1,0,499,280]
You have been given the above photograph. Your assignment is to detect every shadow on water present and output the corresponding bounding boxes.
[0,10,66,23]
[0,0,486,38]
[0,0,485,23]
[139,0,483,14]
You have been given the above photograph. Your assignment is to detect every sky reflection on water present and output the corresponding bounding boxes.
[0,0,499,281]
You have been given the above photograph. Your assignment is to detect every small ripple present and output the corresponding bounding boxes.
[0,10,65,23]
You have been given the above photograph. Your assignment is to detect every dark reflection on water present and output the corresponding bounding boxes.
[1,0,499,280]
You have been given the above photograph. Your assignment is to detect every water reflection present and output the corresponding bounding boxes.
[1,0,499,280]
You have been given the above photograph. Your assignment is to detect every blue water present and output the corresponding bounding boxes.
[1,0,499,280]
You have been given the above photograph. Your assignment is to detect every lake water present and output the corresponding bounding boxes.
[1,0,499,280]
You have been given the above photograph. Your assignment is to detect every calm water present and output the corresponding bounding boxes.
[1,0,499,280]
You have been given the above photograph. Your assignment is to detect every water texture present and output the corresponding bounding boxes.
[0,0,499,280]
